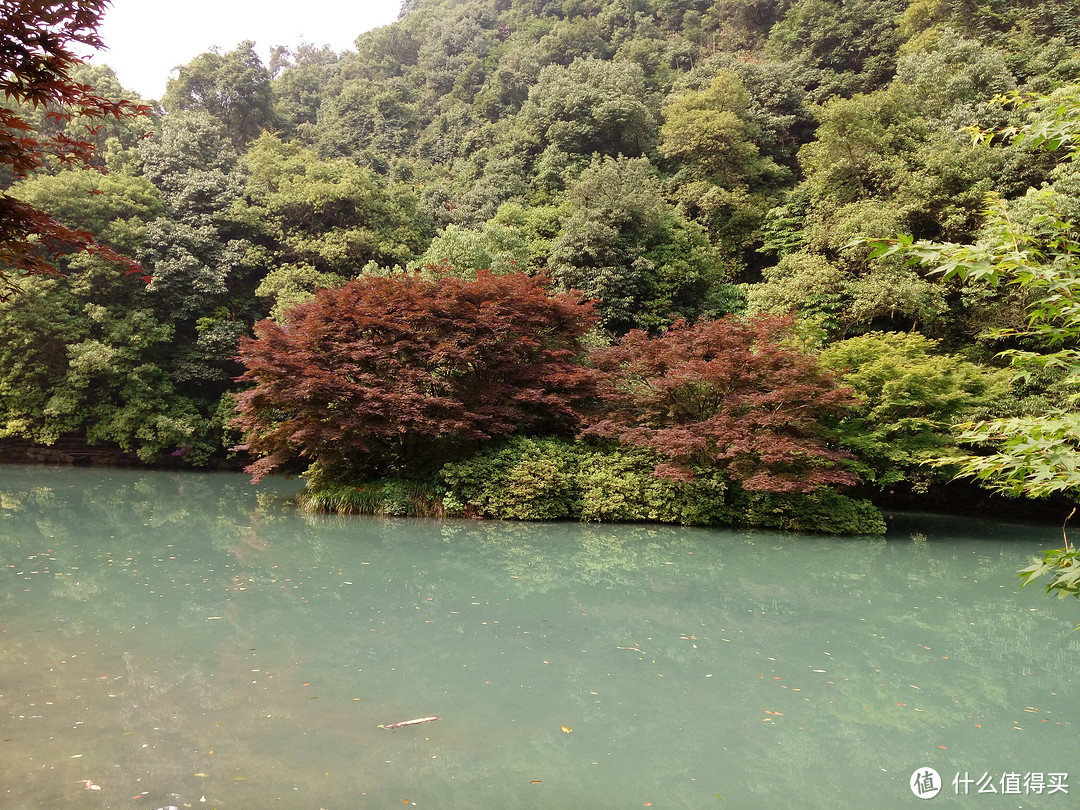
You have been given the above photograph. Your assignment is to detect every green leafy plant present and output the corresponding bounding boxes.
[820,331,1010,489]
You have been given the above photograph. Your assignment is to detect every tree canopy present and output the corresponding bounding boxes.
[233,271,597,483]
[0,0,150,296]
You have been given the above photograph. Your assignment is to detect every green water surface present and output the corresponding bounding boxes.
[1,466,1077,808]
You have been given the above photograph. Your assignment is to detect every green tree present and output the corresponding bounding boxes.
[138,112,262,402]
[660,71,775,190]
[413,7,495,101]
[820,331,1010,489]
[765,0,907,100]
[10,170,162,256]
[411,221,531,277]
[547,155,728,332]
[238,133,426,317]
[163,42,276,147]
[516,57,660,159]
[659,69,789,258]
[269,43,340,137]
[313,76,421,162]
[0,170,216,462]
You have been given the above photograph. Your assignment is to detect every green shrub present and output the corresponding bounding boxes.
[577,447,729,526]
[439,437,884,534]
[820,331,1010,490]
[439,437,581,520]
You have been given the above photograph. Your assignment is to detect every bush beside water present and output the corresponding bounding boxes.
[300,437,885,535]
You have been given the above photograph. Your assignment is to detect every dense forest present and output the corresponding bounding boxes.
[3,0,1080,535]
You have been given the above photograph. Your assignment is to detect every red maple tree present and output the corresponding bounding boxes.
[234,271,598,481]
[584,315,859,493]
[0,0,151,297]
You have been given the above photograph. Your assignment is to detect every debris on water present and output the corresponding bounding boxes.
[379,716,440,730]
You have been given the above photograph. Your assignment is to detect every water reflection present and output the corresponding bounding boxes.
[0,466,1076,808]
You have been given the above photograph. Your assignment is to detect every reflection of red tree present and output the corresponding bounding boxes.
[586,315,859,493]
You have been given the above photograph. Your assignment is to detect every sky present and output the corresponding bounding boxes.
[93,0,404,101]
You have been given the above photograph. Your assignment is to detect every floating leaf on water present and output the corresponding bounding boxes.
[193,772,211,778]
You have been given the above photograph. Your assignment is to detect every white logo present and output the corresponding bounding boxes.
[911,768,942,799]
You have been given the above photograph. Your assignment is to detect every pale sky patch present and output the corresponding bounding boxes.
[93,0,404,101]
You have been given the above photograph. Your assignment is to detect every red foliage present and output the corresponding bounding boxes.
[234,272,598,481]
[584,315,859,493]
[0,0,151,298]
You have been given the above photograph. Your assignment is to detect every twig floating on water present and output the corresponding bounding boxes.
[379,716,441,731]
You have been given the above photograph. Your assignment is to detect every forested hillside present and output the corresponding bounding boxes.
[3,0,1079,531]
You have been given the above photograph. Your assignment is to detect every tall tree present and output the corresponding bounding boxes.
[516,57,660,160]
[549,155,727,332]
[163,41,276,147]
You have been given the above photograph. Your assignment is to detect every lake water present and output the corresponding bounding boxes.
[1,465,1078,808]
